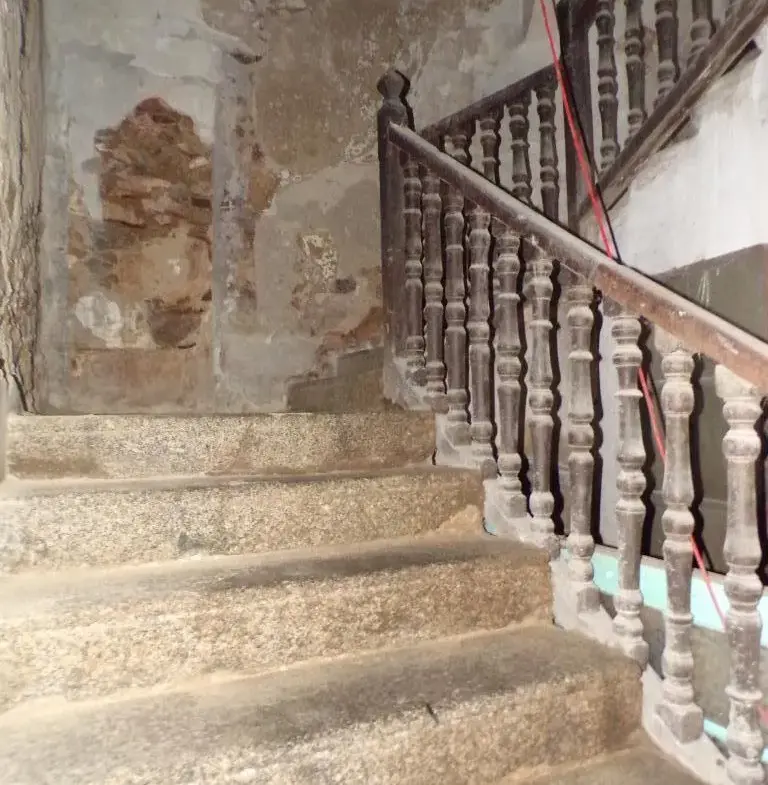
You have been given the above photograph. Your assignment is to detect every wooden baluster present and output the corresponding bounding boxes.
[443,129,471,445]
[479,110,501,185]
[655,1,680,104]
[508,92,532,204]
[566,284,599,611]
[526,246,558,557]
[625,0,647,138]
[689,0,714,65]
[403,156,425,383]
[496,224,526,517]
[467,199,495,476]
[655,329,703,742]
[376,70,409,357]
[596,0,620,170]
[715,366,764,785]
[422,167,446,410]
[612,312,650,664]
[536,82,559,220]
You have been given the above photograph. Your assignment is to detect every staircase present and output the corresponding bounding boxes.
[0,406,703,784]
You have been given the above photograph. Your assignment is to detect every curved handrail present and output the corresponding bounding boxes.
[418,65,556,143]
[389,122,768,391]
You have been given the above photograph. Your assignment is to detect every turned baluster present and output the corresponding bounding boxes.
[526,246,558,557]
[422,167,446,410]
[596,0,620,170]
[467,200,495,476]
[479,110,501,185]
[625,0,647,138]
[688,0,714,65]
[536,82,559,220]
[655,1,680,104]
[496,224,526,518]
[508,92,532,203]
[612,312,650,665]
[443,129,472,445]
[715,366,764,785]
[566,284,599,611]
[655,330,703,742]
[402,156,425,383]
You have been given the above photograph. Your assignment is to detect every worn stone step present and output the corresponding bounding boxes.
[5,411,435,480]
[0,534,551,709]
[0,467,483,573]
[0,626,642,785]
[513,741,706,784]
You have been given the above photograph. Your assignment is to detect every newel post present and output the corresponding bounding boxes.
[377,70,409,358]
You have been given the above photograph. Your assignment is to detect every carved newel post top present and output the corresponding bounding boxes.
[377,69,407,103]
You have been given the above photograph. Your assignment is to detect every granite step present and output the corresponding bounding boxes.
[5,410,435,480]
[0,625,642,785]
[0,534,551,709]
[513,740,706,784]
[0,467,483,573]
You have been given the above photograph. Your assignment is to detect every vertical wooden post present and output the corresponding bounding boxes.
[655,1,680,103]
[625,0,647,138]
[377,70,409,358]
[612,311,650,665]
[443,129,472,445]
[689,0,714,65]
[715,365,765,785]
[526,246,559,558]
[566,282,599,612]
[536,81,560,220]
[595,0,620,171]
[402,156,425,383]
[422,167,446,410]
[557,0,595,230]
[655,328,703,743]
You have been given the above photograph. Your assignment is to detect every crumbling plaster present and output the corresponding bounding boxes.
[37,0,551,413]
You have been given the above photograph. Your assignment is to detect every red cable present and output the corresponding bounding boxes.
[537,0,765,722]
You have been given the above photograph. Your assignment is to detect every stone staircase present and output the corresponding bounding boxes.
[0,410,705,783]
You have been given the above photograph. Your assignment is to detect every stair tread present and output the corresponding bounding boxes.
[515,742,706,784]
[0,626,642,785]
[6,410,435,480]
[0,467,483,573]
[0,533,542,613]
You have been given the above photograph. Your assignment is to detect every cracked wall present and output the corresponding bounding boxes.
[38,0,548,413]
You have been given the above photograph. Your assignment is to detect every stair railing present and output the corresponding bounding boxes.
[377,82,768,781]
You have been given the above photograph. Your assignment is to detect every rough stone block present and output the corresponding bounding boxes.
[6,411,435,480]
[0,626,642,785]
[0,535,551,707]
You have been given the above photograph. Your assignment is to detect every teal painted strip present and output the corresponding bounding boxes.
[591,549,768,647]
[703,719,768,763]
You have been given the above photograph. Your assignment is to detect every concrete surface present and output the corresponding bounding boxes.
[0,467,483,572]
[0,625,642,785]
[0,534,551,707]
[6,410,435,479]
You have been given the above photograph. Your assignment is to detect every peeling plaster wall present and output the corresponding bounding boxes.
[38,0,552,413]
[0,0,44,411]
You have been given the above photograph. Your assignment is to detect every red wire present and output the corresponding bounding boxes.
[537,0,764,722]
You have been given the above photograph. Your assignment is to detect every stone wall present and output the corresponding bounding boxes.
[0,0,44,411]
[37,0,551,413]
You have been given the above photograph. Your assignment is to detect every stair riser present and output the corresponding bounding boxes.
[0,472,483,572]
[6,412,436,480]
[1,557,551,708]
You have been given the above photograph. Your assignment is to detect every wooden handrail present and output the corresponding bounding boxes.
[580,0,768,220]
[388,123,768,391]
[418,65,556,143]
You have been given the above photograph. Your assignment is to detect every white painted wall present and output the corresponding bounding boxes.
[596,25,768,545]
